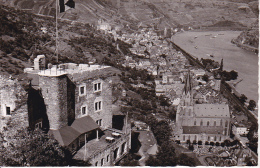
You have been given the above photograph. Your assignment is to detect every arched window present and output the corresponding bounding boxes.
[214,136,216,141]
[200,120,203,126]
[101,158,104,166]
[107,155,110,162]
[194,120,196,126]
[207,121,209,126]
[214,121,216,126]
[220,119,223,126]
[225,121,228,127]
[183,135,185,141]
[95,161,98,166]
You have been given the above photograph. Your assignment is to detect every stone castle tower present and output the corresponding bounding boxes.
[39,73,69,130]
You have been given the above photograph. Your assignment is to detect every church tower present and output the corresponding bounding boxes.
[182,70,193,106]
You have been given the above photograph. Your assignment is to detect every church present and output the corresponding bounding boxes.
[174,70,230,144]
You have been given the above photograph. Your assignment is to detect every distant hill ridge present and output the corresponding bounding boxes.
[0,0,258,30]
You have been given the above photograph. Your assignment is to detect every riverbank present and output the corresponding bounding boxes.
[172,30,258,102]
[231,39,258,53]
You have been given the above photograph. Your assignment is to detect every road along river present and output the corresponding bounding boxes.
[173,31,258,103]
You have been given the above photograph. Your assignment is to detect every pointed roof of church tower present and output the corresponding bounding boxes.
[219,58,223,71]
[183,70,192,94]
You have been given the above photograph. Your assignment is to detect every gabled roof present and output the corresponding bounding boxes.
[50,116,100,146]
[194,104,229,118]
[50,126,80,146]
[71,116,100,134]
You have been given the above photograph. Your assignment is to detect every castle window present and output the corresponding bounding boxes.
[107,155,110,162]
[220,136,221,141]
[35,121,42,129]
[225,121,228,127]
[79,84,86,96]
[6,106,11,115]
[207,121,209,126]
[95,161,98,166]
[183,135,185,141]
[200,120,203,126]
[96,119,102,126]
[95,101,102,111]
[194,120,196,126]
[214,121,216,126]
[121,142,126,155]
[220,119,223,126]
[94,82,102,92]
[101,158,104,166]
[214,136,216,141]
[81,106,87,115]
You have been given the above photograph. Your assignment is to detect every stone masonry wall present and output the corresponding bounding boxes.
[39,75,68,130]
[74,77,113,129]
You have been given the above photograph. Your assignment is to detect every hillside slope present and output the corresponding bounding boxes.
[0,0,258,30]
[0,4,130,77]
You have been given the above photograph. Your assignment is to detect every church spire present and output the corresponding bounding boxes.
[219,58,223,71]
[183,70,192,95]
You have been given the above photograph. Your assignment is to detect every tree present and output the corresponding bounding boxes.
[239,94,247,104]
[0,129,90,166]
[177,154,196,166]
[229,70,238,80]
[247,100,256,111]
[145,155,161,166]
[202,74,209,82]
[119,153,140,166]
[158,95,171,107]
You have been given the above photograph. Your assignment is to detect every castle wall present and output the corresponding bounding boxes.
[74,77,113,129]
[89,133,131,166]
[39,75,68,130]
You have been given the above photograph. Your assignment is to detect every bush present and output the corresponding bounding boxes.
[198,141,202,145]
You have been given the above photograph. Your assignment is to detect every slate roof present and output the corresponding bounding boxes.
[50,126,80,146]
[71,116,100,134]
[50,116,99,146]
[182,126,224,134]
[194,104,229,118]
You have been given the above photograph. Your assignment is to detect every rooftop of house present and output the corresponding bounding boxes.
[136,130,158,155]
[194,104,230,118]
[49,116,100,146]
[73,129,126,160]
[25,63,121,82]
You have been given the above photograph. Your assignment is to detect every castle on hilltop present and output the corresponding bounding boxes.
[1,55,131,166]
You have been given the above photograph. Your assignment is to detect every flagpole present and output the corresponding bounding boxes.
[56,0,59,63]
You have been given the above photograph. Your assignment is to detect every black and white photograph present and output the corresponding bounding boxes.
[0,0,258,166]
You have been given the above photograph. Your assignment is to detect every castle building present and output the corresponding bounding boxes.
[23,58,131,166]
[174,71,230,144]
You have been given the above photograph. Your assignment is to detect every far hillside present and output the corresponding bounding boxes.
[0,0,258,30]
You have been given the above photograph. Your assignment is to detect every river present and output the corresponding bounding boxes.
[172,31,258,103]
